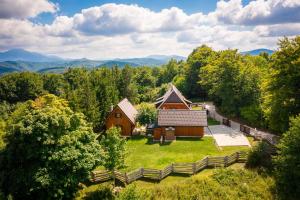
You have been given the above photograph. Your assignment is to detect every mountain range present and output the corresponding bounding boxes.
[0,48,273,74]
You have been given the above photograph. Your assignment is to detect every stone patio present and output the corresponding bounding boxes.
[207,125,251,147]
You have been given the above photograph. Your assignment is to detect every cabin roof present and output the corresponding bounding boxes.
[155,84,192,108]
[116,98,138,124]
[157,109,207,127]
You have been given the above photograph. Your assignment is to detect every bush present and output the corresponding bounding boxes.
[136,103,157,126]
[117,184,142,200]
[83,184,115,200]
[246,141,274,171]
[274,115,300,200]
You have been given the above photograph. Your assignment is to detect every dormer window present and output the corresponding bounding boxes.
[115,113,122,118]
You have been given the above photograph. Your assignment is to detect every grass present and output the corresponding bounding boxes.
[116,136,249,171]
[207,117,220,125]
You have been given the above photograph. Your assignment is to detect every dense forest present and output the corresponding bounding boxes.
[0,36,300,199]
[0,37,299,134]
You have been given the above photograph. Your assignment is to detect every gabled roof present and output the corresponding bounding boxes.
[158,109,207,127]
[155,84,192,109]
[116,98,138,124]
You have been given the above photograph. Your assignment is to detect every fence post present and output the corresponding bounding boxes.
[160,170,163,180]
[171,163,174,172]
[91,172,95,182]
[141,168,144,177]
[192,162,196,174]
[125,172,128,184]
[236,152,240,162]
[224,156,228,167]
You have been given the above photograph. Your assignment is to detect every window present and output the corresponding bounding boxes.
[115,113,122,118]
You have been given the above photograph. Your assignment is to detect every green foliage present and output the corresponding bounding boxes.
[0,94,103,199]
[274,115,300,199]
[184,45,215,98]
[0,72,44,103]
[80,184,114,200]
[100,127,126,171]
[114,168,274,200]
[246,142,273,171]
[117,184,142,200]
[136,103,157,125]
[263,36,300,133]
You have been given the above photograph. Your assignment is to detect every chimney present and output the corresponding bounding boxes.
[110,104,114,111]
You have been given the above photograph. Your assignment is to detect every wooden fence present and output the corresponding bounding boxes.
[91,151,247,184]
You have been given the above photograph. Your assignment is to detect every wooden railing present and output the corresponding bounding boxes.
[91,151,248,184]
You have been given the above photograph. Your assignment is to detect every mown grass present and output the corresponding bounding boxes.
[207,117,220,125]
[110,136,250,171]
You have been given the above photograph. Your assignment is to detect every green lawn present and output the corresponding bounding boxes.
[207,117,220,125]
[121,136,249,171]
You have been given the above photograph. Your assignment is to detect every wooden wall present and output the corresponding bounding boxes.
[106,107,134,136]
[153,126,204,140]
[160,103,189,109]
[175,126,204,137]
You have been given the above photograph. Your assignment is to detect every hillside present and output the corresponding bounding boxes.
[0,49,186,74]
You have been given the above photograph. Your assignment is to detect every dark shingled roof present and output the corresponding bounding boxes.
[158,109,207,127]
[117,98,138,124]
[155,84,192,109]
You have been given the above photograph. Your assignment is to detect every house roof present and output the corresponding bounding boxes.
[157,109,207,127]
[116,98,138,124]
[155,84,192,109]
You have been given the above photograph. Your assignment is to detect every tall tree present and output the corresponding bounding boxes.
[184,45,216,99]
[0,94,103,199]
[100,127,126,186]
[263,36,300,133]
[274,115,300,199]
[0,72,44,103]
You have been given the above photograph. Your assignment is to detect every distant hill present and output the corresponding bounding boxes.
[241,49,274,56]
[0,49,186,74]
[0,49,64,62]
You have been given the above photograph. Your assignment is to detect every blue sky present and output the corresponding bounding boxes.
[0,0,299,59]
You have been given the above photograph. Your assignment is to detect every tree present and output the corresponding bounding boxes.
[118,65,138,104]
[184,45,216,99]
[274,115,300,199]
[0,94,103,199]
[100,127,126,186]
[0,72,44,103]
[263,36,300,133]
[136,103,157,126]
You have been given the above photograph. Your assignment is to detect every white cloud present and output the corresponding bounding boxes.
[0,2,298,59]
[255,23,300,36]
[215,0,300,25]
[0,0,57,19]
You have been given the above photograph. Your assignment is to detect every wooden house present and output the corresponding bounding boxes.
[155,84,192,110]
[153,110,207,141]
[106,98,137,136]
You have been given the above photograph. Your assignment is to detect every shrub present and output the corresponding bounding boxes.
[246,141,274,171]
[83,184,115,200]
[117,184,142,200]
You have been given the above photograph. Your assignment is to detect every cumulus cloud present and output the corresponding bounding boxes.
[0,0,57,19]
[255,23,300,36]
[215,0,300,25]
[0,1,298,59]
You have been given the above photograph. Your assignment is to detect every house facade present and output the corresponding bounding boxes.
[106,98,137,136]
[153,109,207,141]
[155,84,192,110]
[153,84,207,141]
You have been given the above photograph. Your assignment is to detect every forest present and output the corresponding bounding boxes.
[0,36,300,199]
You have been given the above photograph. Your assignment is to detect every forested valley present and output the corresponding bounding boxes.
[0,36,299,199]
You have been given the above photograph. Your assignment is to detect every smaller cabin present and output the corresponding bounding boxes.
[155,84,192,110]
[153,109,207,141]
[106,98,137,136]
